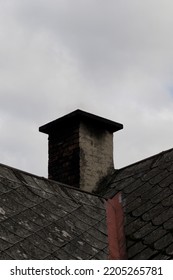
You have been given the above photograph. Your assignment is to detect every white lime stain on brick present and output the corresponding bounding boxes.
[80,122,114,192]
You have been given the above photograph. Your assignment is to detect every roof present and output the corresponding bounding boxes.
[39,109,123,134]
[99,148,173,259]
[0,164,108,260]
[1,147,173,260]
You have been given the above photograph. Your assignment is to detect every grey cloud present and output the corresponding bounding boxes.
[0,0,173,175]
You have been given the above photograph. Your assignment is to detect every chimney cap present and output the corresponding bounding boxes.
[39,109,123,134]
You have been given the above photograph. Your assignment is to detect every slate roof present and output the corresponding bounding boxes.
[1,148,173,260]
[0,164,108,260]
[99,148,173,260]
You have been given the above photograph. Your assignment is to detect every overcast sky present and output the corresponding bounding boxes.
[1,0,173,177]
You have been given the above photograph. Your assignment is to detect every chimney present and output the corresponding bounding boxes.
[39,109,123,192]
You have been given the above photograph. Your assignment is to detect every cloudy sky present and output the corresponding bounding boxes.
[1,0,173,177]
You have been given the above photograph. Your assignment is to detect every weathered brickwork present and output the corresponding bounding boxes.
[48,123,80,188]
[48,120,114,192]
[80,122,114,192]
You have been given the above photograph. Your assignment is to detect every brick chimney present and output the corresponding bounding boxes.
[39,109,123,192]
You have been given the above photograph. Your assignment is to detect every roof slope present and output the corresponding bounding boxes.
[100,148,173,259]
[0,164,108,260]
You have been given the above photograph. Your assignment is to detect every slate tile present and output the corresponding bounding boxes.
[102,246,109,255]
[52,184,75,201]
[163,217,173,230]
[43,254,60,260]
[132,200,153,217]
[125,213,137,226]
[22,208,51,227]
[69,236,100,257]
[63,241,93,259]
[32,177,55,194]
[154,233,173,250]
[0,237,12,250]
[133,222,155,240]
[16,185,44,204]
[27,233,59,253]
[46,181,65,195]
[2,179,22,190]
[151,188,172,204]
[93,220,107,235]
[0,251,14,259]
[20,174,40,188]
[52,249,74,260]
[72,208,99,226]
[0,224,21,243]
[31,204,59,223]
[126,182,152,204]
[149,169,169,185]
[27,186,53,200]
[0,193,26,213]
[36,225,69,247]
[142,204,165,222]
[12,211,42,232]
[162,193,173,207]
[57,186,82,205]
[126,238,135,249]
[0,205,13,221]
[67,189,104,208]
[19,239,49,259]
[128,241,147,259]
[144,227,167,245]
[54,196,83,211]
[111,169,132,181]
[92,250,108,260]
[164,149,173,162]
[53,215,89,236]
[54,189,82,208]
[153,208,173,225]
[5,244,32,259]
[9,189,36,208]
[169,183,173,191]
[166,243,173,256]
[1,218,31,238]
[125,218,147,235]
[125,197,142,214]
[40,200,68,219]
[132,247,158,260]
[80,204,106,220]
[48,195,77,214]
[87,227,107,243]
[100,188,118,199]
[48,220,77,241]
[159,174,173,188]
[152,253,170,260]
[167,164,173,172]
[141,184,162,200]
[151,153,164,168]
[141,168,160,182]
[110,177,135,191]
[122,178,143,194]
[0,166,20,182]
[0,179,15,193]
[82,232,108,250]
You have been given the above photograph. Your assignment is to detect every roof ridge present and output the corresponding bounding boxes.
[117,147,173,172]
[0,162,106,199]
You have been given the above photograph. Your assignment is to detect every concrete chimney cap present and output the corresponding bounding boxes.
[39,109,123,134]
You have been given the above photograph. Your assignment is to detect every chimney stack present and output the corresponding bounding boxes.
[39,109,123,192]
